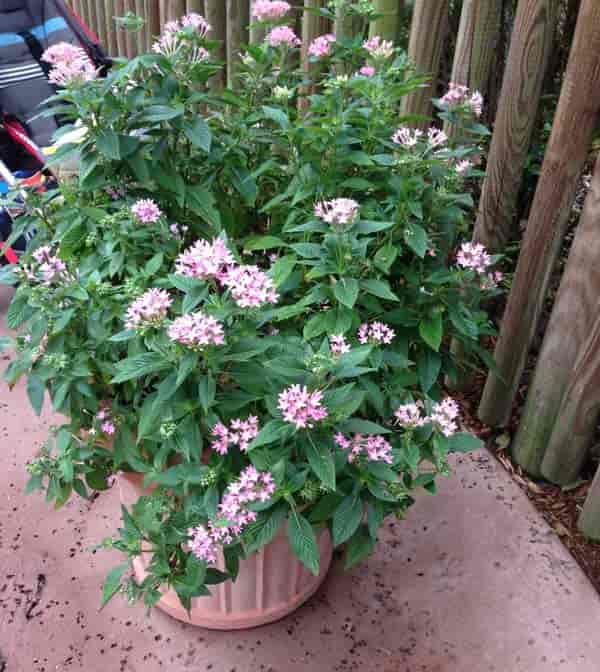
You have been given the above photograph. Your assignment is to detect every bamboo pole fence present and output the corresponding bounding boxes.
[62,0,600,537]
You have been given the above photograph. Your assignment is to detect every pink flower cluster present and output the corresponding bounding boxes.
[330,334,351,356]
[308,34,336,59]
[131,199,162,224]
[357,322,395,345]
[395,401,427,429]
[32,246,69,286]
[456,242,491,274]
[480,271,504,291]
[427,127,448,148]
[188,466,276,563]
[440,83,483,117]
[266,25,301,47]
[455,160,473,175]
[181,12,212,35]
[42,42,97,86]
[392,126,423,148]
[96,407,116,436]
[175,238,235,281]
[278,385,328,429]
[252,0,291,20]
[314,198,359,227]
[363,36,394,59]
[125,289,172,330]
[152,14,211,56]
[221,265,279,309]
[211,416,259,455]
[167,312,225,349]
[358,65,376,77]
[430,397,460,437]
[335,433,393,465]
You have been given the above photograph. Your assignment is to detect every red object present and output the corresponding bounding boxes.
[2,116,46,165]
[0,244,19,265]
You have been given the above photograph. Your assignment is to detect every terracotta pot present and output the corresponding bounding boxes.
[119,472,333,630]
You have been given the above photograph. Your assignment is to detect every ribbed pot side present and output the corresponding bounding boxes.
[119,472,333,630]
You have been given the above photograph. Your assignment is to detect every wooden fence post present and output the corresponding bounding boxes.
[145,0,161,51]
[205,0,227,89]
[249,0,265,45]
[512,154,600,482]
[369,0,403,43]
[444,0,502,137]
[399,0,449,127]
[227,0,250,88]
[478,0,600,430]
[579,467,600,541]
[104,0,119,54]
[186,0,205,12]
[472,0,557,253]
[114,0,127,56]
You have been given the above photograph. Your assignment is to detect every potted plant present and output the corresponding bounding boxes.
[3,2,499,629]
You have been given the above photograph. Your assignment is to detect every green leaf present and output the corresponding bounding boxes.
[186,185,221,228]
[287,513,320,576]
[373,243,398,273]
[96,131,140,160]
[270,255,297,288]
[339,418,390,434]
[332,495,362,546]
[26,375,45,416]
[111,353,170,383]
[183,116,212,152]
[419,312,443,351]
[0,336,14,353]
[198,374,216,412]
[345,524,375,569]
[142,104,184,122]
[417,350,441,393]
[404,222,428,258]
[305,441,336,491]
[101,563,130,608]
[445,432,484,453]
[261,105,290,129]
[244,505,288,554]
[244,235,285,251]
[176,351,199,386]
[333,277,359,308]
[361,279,399,302]
[248,419,289,450]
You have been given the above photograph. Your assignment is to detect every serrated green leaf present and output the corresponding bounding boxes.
[333,277,359,308]
[305,441,336,491]
[101,563,129,608]
[419,312,443,351]
[361,279,399,301]
[26,375,45,416]
[345,524,375,569]
[183,116,211,152]
[111,352,170,383]
[287,513,320,576]
[332,495,362,546]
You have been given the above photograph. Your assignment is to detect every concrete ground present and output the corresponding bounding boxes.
[1,288,600,672]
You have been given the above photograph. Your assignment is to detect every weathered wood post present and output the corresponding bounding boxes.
[473,0,558,253]
[227,0,250,88]
[145,0,161,51]
[369,0,403,42]
[399,0,449,127]
[444,0,502,137]
[249,0,266,45]
[186,0,205,12]
[513,154,600,481]
[579,467,600,541]
[114,0,127,56]
[103,0,119,54]
[478,0,600,429]
[205,0,227,89]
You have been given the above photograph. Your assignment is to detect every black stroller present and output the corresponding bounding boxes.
[0,0,109,262]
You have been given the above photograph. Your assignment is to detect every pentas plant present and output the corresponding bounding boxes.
[2,6,498,610]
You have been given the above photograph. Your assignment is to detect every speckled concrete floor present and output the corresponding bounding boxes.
[2,287,600,672]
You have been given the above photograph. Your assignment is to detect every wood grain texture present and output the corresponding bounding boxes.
[104,0,119,54]
[249,0,266,45]
[579,465,600,541]
[205,0,227,89]
[369,0,403,42]
[186,0,205,12]
[513,154,600,480]
[145,0,161,51]
[473,0,558,253]
[399,0,449,127]
[478,0,600,429]
[114,0,127,56]
[166,0,186,22]
[227,0,250,88]
[123,0,137,57]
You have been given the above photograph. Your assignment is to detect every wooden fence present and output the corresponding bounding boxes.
[68,0,600,539]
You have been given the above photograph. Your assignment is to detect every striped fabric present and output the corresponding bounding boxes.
[0,61,45,90]
[0,17,69,48]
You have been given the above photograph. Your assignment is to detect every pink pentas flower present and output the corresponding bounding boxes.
[167,312,225,349]
[181,12,212,37]
[308,34,336,59]
[210,416,259,455]
[266,25,301,47]
[440,82,483,117]
[395,402,428,429]
[175,238,235,281]
[278,385,328,429]
[101,421,116,436]
[252,0,291,21]
[32,246,69,286]
[359,65,376,77]
[42,42,97,86]
[455,160,473,175]
[335,433,393,465]
[392,126,423,147]
[430,397,460,437]
[480,271,504,291]
[314,198,359,227]
[427,127,447,148]
[125,289,172,330]
[363,36,394,59]
[357,322,395,346]
[456,242,491,274]
[131,199,162,224]
[330,334,351,356]
[221,265,279,308]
